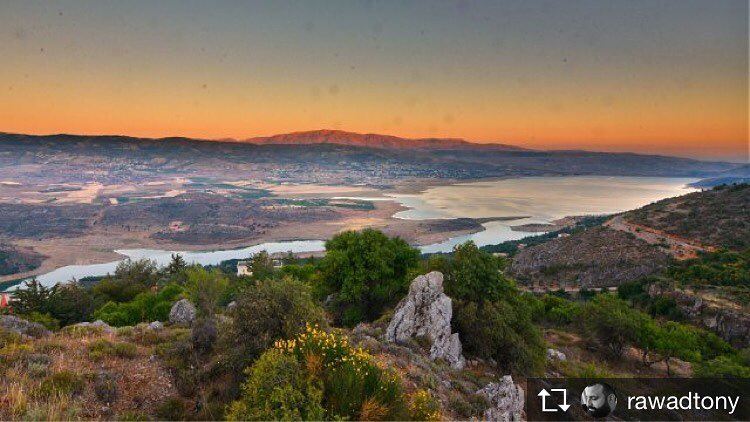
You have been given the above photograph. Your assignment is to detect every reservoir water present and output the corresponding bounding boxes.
[15,176,697,288]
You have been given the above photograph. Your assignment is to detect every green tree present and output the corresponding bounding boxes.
[441,241,514,303]
[652,322,700,376]
[12,278,52,315]
[92,259,159,303]
[249,250,276,281]
[317,229,420,326]
[582,294,652,358]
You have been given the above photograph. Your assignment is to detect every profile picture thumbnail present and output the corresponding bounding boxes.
[581,382,617,418]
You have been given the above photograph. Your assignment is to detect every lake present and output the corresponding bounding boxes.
[12,176,697,288]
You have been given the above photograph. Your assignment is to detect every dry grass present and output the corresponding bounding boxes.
[0,326,179,420]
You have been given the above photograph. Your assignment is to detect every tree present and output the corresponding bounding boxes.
[92,259,159,303]
[652,322,700,376]
[440,241,514,302]
[12,278,52,315]
[46,282,98,326]
[582,294,652,358]
[317,229,420,326]
[433,242,545,374]
[249,250,276,281]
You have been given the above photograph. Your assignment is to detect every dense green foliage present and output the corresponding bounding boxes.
[220,276,326,379]
[94,283,184,327]
[12,279,99,327]
[92,259,160,303]
[316,229,420,326]
[667,248,750,288]
[430,241,545,374]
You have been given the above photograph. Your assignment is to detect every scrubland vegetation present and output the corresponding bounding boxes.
[2,222,749,420]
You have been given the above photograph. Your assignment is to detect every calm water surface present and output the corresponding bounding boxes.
[16,176,697,288]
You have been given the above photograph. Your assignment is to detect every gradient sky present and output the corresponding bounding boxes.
[1,0,747,161]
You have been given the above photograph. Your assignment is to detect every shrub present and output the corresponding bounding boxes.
[440,241,514,303]
[156,397,187,420]
[191,317,218,356]
[227,326,407,421]
[87,339,138,361]
[694,356,750,378]
[220,276,325,379]
[316,229,420,326]
[582,294,652,358]
[184,267,229,316]
[454,299,545,374]
[408,389,441,421]
[38,371,85,398]
[93,283,183,326]
[18,311,60,331]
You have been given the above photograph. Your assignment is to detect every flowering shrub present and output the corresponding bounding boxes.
[227,325,409,421]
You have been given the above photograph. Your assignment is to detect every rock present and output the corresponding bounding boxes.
[71,319,115,334]
[147,321,164,330]
[226,301,237,311]
[476,375,525,421]
[169,299,197,326]
[0,315,50,338]
[546,348,566,361]
[386,271,466,369]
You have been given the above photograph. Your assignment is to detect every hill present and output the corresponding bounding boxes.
[508,184,750,289]
[689,164,750,188]
[625,183,749,250]
[244,129,525,151]
[0,132,737,186]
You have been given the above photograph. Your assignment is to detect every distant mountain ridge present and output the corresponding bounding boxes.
[242,129,527,151]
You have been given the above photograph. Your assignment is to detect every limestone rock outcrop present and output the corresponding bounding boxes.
[169,299,197,326]
[386,271,466,369]
[0,315,50,338]
[476,375,525,421]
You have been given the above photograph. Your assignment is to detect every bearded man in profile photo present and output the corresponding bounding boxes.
[581,382,617,417]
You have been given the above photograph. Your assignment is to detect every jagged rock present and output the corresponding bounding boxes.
[546,348,566,361]
[386,271,466,369]
[476,375,525,421]
[147,321,164,330]
[169,299,197,326]
[0,315,51,338]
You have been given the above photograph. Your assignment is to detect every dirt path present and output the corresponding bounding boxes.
[604,215,711,260]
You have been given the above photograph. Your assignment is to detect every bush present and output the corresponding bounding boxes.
[454,299,545,374]
[88,339,138,361]
[38,371,85,398]
[93,283,183,327]
[227,326,407,421]
[184,267,229,316]
[156,397,187,420]
[694,356,750,378]
[19,311,60,331]
[94,371,118,404]
[582,294,652,358]
[316,229,420,326]
[440,241,513,303]
[220,276,325,379]
[408,390,441,421]
[191,317,218,356]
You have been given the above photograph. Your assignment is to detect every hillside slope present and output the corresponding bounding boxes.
[509,184,749,288]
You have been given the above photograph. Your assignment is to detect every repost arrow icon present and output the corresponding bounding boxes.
[552,388,570,411]
[538,389,557,412]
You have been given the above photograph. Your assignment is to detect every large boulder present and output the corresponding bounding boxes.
[386,271,466,369]
[0,315,50,338]
[476,375,525,421]
[169,299,197,326]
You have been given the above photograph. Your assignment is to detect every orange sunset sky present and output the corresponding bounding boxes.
[1,1,748,161]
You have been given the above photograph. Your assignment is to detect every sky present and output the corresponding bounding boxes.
[1,0,747,161]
